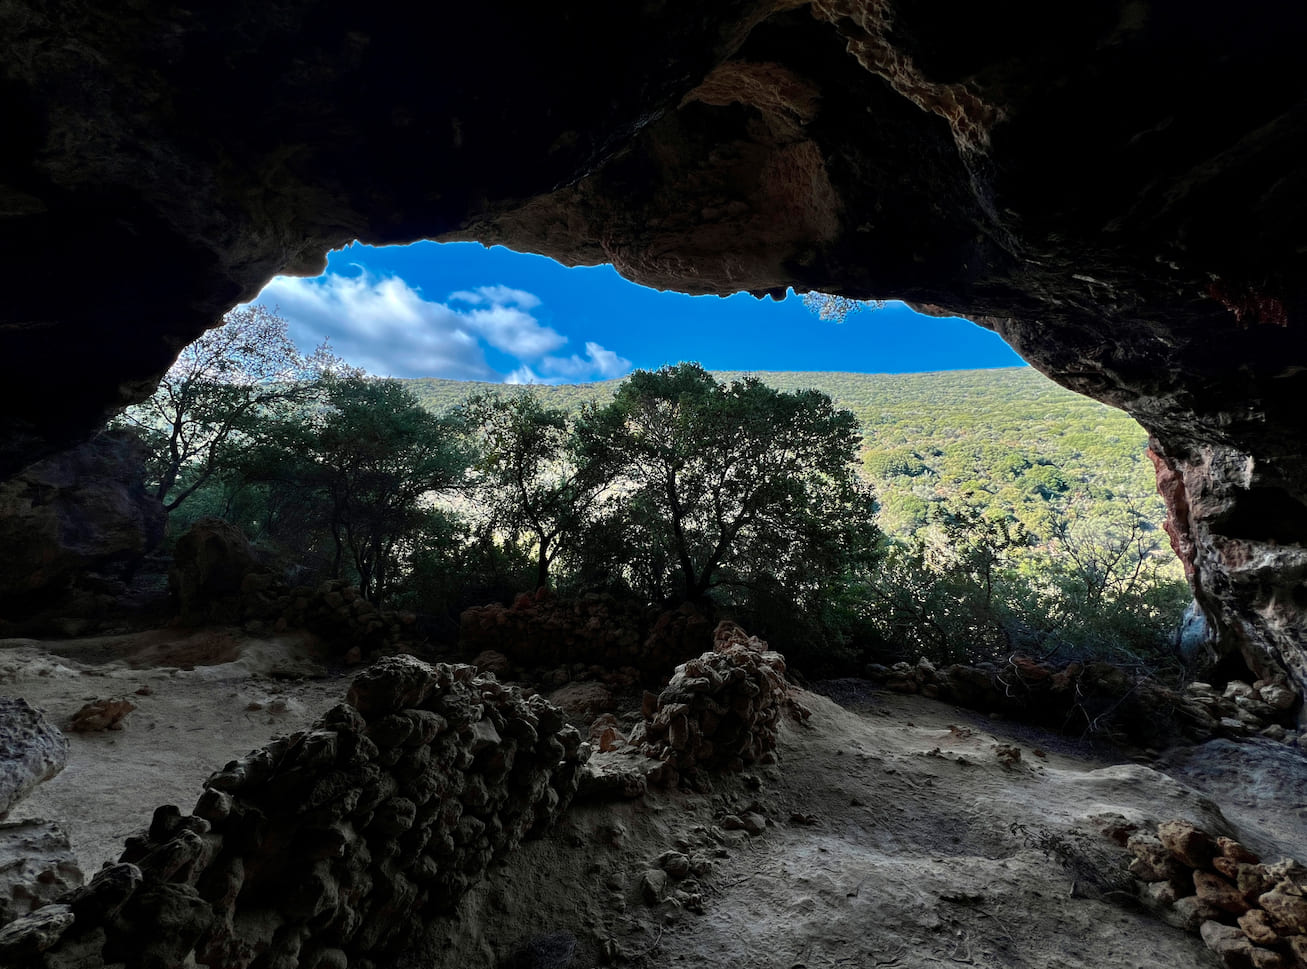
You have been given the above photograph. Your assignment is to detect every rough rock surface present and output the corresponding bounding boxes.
[0,699,69,819]
[0,432,164,628]
[1129,819,1307,969]
[630,622,808,783]
[0,655,586,968]
[3,3,1307,702]
[0,820,82,925]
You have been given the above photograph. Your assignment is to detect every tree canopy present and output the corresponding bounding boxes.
[458,390,606,589]
[574,363,880,606]
[117,305,354,512]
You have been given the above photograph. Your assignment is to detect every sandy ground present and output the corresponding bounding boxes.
[4,630,1306,969]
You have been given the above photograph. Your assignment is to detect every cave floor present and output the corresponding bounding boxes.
[4,630,1305,969]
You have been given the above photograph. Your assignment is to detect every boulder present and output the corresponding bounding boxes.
[169,518,269,624]
[0,431,164,628]
[0,699,69,819]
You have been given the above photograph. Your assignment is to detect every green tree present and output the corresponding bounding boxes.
[574,362,880,606]
[117,305,354,513]
[245,378,469,603]
[459,390,607,590]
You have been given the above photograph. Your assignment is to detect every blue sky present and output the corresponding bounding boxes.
[251,241,1024,383]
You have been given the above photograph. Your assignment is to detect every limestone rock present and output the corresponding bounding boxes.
[1200,921,1258,968]
[1258,888,1307,935]
[5,656,585,968]
[1195,870,1250,915]
[1158,819,1217,869]
[637,622,795,779]
[639,869,669,905]
[0,698,70,818]
[0,904,75,959]
[0,819,83,924]
[69,697,135,732]
[547,682,614,722]
[1237,909,1280,947]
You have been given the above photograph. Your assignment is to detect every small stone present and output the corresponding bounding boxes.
[1217,837,1261,866]
[1238,909,1280,946]
[69,696,135,731]
[640,869,669,904]
[1259,888,1307,934]
[1168,895,1222,932]
[1287,937,1307,968]
[739,811,767,836]
[657,851,691,879]
[1158,819,1217,869]
[1195,871,1249,914]
[1250,948,1286,969]
[0,903,75,957]
[1258,685,1297,711]
[1142,880,1178,908]
[1200,920,1257,966]
[0,699,69,819]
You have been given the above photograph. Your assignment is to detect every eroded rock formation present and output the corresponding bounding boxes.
[0,699,69,821]
[0,656,587,968]
[0,431,164,631]
[3,3,1307,700]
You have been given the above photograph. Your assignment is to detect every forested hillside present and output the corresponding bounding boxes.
[405,367,1186,667]
[405,368,1162,535]
[121,305,1188,678]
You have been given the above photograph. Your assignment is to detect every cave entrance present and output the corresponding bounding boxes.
[125,236,1189,682]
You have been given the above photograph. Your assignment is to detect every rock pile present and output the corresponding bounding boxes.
[628,622,807,784]
[0,656,587,969]
[872,656,1300,747]
[171,519,419,657]
[460,590,713,676]
[1129,819,1307,968]
[1179,678,1303,745]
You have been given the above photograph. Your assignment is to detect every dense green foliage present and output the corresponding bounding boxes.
[127,357,1189,673]
[405,367,1188,668]
[457,390,606,589]
[572,364,880,616]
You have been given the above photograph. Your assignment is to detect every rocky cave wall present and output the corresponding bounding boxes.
[3,1,1307,702]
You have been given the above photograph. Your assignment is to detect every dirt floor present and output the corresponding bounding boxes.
[4,629,1306,969]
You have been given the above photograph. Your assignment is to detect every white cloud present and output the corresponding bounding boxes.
[253,269,629,384]
[463,304,566,358]
[506,343,633,385]
[504,365,543,385]
[448,285,541,309]
[540,342,632,380]
[256,271,494,379]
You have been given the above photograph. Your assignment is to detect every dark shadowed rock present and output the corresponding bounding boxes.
[168,518,268,624]
[0,431,164,627]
